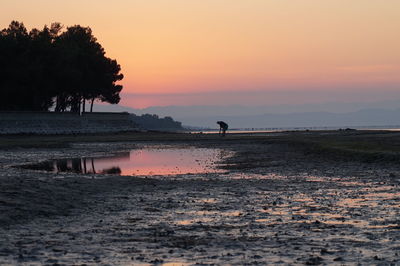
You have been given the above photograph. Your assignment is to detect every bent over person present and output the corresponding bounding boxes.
[217,121,228,137]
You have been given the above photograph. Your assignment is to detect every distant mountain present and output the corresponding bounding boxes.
[142,102,400,118]
[94,99,400,116]
[91,104,138,113]
[176,108,400,128]
[93,101,400,129]
[130,114,183,131]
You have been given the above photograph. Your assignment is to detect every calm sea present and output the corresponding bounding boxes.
[190,126,400,134]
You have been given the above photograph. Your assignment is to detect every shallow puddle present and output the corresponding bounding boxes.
[21,148,226,176]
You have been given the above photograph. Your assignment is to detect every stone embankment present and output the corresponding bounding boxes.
[0,112,138,134]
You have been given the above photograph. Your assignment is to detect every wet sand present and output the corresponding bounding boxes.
[1,131,400,265]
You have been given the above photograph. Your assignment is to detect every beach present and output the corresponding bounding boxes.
[1,131,400,265]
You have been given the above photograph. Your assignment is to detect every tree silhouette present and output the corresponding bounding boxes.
[54,25,124,113]
[0,21,124,112]
[0,21,31,110]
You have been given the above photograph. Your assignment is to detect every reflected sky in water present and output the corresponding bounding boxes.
[25,148,226,176]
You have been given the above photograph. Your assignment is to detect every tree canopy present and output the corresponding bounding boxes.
[0,21,123,112]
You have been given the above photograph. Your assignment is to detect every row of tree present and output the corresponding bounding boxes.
[0,21,123,112]
[131,114,183,130]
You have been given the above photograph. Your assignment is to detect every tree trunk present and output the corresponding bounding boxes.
[90,98,95,112]
[78,98,81,115]
[55,95,67,112]
[55,96,60,112]
[71,95,81,114]
[82,99,86,113]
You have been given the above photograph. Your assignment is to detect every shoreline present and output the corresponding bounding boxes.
[1,131,400,264]
[2,129,400,163]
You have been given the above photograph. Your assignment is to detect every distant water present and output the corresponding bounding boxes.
[190,125,400,134]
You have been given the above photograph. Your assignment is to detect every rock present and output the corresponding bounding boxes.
[305,256,323,265]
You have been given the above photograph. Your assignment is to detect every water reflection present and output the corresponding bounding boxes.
[23,148,225,176]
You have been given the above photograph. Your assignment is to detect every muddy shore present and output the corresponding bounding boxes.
[1,131,400,265]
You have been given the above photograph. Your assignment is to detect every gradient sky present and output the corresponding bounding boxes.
[2,0,400,108]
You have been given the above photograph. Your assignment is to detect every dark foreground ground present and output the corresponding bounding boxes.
[1,130,400,265]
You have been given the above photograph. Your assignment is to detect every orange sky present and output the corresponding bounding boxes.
[1,0,400,107]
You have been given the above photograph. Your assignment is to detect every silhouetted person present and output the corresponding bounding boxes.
[217,121,228,137]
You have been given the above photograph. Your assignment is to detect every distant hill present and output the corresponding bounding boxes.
[130,114,183,131]
[93,101,400,129]
[94,99,400,116]
[91,104,138,113]
[176,108,400,128]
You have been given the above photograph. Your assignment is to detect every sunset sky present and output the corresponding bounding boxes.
[2,0,400,108]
